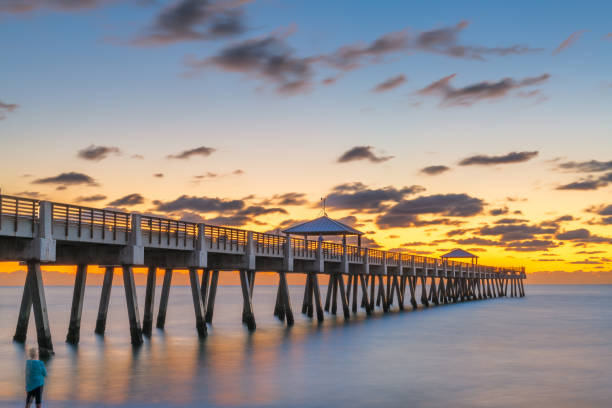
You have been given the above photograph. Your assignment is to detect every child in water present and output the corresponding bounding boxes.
[25,348,47,408]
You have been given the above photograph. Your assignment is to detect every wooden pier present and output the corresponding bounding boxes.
[0,194,526,355]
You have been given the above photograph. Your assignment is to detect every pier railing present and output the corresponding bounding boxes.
[0,194,525,274]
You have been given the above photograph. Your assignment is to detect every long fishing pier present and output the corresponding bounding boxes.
[0,194,526,354]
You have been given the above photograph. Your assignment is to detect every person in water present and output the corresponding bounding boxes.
[25,348,47,408]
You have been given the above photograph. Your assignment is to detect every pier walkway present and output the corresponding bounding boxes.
[0,194,526,354]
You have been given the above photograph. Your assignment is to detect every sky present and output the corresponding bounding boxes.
[1,0,611,283]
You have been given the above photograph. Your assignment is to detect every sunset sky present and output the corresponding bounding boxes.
[1,0,611,282]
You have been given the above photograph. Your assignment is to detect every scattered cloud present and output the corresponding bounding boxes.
[556,173,611,191]
[479,223,556,241]
[133,0,250,46]
[33,172,98,187]
[108,193,145,207]
[459,151,538,166]
[0,0,112,14]
[15,191,43,199]
[77,145,121,161]
[553,30,587,55]
[418,73,550,106]
[420,165,450,175]
[557,160,612,173]
[377,193,484,228]
[167,146,216,159]
[75,194,107,203]
[489,206,509,216]
[337,146,393,163]
[153,195,244,213]
[154,173,164,178]
[323,21,539,71]
[259,192,308,206]
[371,74,406,93]
[131,154,144,159]
[185,31,315,94]
[555,228,612,244]
[0,100,18,119]
[326,182,425,212]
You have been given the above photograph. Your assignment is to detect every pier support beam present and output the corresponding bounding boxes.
[359,274,372,315]
[408,276,418,309]
[239,270,256,331]
[200,269,210,316]
[95,266,114,335]
[156,268,173,329]
[312,274,324,322]
[27,262,54,354]
[66,264,88,344]
[324,275,333,312]
[13,271,32,343]
[420,276,429,307]
[122,265,143,346]
[279,271,294,326]
[337,274,351,319]
[205,270,219,324]
[142,266,156,336]
[189,268,207,337]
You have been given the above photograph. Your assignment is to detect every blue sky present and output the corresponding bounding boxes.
[1,0,611,274]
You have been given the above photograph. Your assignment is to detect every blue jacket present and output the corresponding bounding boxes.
[25,359,47,392]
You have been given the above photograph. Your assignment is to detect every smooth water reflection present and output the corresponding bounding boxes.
[1,285,611,407]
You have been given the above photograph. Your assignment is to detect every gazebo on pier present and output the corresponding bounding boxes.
[282,215,364,246]
[441,248,479,266]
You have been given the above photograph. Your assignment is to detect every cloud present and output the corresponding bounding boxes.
[154,173,164,178]
[556,173,610,190]
[326,182,425,212]
[337,146,393,163]
[557,160,612,173]
[167,146,216,159]
[494,218,528,224]
[459,151,538,166]
[420,165,450,175]
[185,31,315,94]
[323,21,539,70]
[77,145,121,161]
[478,223,557,241]
[553,30,586,55]
[259,192,308,206]
[15,191,43,199]
[154,195,244,212]
[503,239,557,252]
[108,193,145,207]
[418,74,550,106]
[33,172,98,187]
[556,228,612,244]
[133,0,249,45]
[0,0,112,14]
[75,194,107,203]
[489,206,509,216]
[0,100,18,119]
[372,74,406,93]
[376,193,484,228]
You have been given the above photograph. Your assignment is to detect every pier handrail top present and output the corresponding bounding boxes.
[0,194,524,273]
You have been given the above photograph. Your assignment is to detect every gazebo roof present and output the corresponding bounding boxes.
[282,216,363,236]
[440,248,479,259]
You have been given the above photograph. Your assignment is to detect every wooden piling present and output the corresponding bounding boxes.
[239,270,256,330]
[420,276,429,307]
[312,273,324,322]
[378,275,389,312]
[29,262,54,354]
[337,274,351,319]
[351,274,358,312]
[189,268,208,337]
[302,273,311,314]
[408,276,417,308]
[156,268,173,329]
[66,264,88,344]
[122,265,143,346]
[204,270,219,324]
[200,269,210,316]
[369,275,375,310]
[279,271,294,326]
[142,266,157,336]
[13,270,32,343]
[331,274,338,315]
[95,266,114,335]
[359,274,372,315]
[324,275,333,312]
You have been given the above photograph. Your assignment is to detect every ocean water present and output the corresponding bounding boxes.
[0,283,611,407]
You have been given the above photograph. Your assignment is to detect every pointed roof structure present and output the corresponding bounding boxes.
[282,215,363,236]
[440,248,478,259]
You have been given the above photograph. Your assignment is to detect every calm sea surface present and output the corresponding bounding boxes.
[1,284,611,407]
